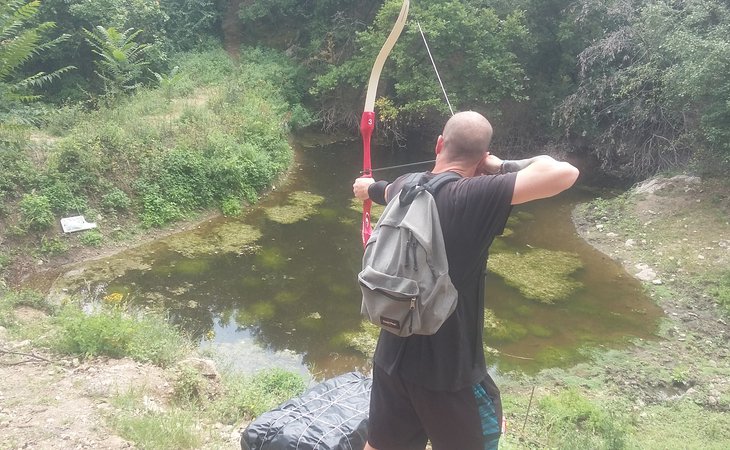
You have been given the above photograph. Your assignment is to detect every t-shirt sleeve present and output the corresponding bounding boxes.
[469,173,516,230]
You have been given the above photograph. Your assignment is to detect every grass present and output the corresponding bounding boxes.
[1,287,308,449]
[110,389,203,450]
[0,46,307,278]
[53,302,190,367]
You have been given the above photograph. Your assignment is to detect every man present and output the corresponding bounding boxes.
[352,111,579,450]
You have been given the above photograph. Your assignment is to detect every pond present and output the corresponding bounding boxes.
[43,134,664,380]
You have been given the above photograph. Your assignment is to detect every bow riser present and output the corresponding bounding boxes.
[360,0,410,248]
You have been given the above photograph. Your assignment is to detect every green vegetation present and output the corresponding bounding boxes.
[335,320,381,357]
[0,0,73,132]
[208,368,306,422]
[55,302,189,367]
[0,288,308,447]
[489,249,583,303]
[535,389,631,449]
[109,391,203,450]
[707,271,730,314]
[265,191,325,224]
[1,47,306,281]
[163,222,263,258]
[2,1,729,448]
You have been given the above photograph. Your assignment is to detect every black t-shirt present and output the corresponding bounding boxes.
[372,171,517,391]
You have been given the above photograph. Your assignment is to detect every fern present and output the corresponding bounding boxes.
[0,0,74,129]
[84,25,151,102]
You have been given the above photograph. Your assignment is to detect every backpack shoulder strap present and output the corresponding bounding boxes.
[424,171,462,195]
[398,171,461,205]
[398,172,428,205]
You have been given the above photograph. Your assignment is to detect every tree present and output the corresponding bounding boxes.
[558,0,730,178]
[312,0,530,136]
[0,0,72,133]
[84,25,151,103]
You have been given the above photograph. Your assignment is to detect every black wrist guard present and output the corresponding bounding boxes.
[368,180,389,205]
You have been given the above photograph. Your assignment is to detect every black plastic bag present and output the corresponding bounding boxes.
[241,372,371,450]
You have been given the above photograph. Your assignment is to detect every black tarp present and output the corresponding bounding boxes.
[241,372,371,450]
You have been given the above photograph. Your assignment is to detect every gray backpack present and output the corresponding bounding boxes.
[358,172,461,337]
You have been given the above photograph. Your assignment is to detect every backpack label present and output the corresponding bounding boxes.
[380,317,401,330]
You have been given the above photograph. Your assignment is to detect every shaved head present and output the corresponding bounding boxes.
[441,111,493,164]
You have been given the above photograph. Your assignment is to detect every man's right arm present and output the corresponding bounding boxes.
[353,177,391,205]
[509,155,579,205]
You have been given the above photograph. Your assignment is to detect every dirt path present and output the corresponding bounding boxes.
[0,343,167,449]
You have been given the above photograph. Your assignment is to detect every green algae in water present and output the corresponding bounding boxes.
[274,291,300,305]
[328,283,351,298]
[297,312,324,331]
[527,323,554,338]
[172,258,210,275]
[534,345,582,367]
[506,210,536,227]
[164,222,262,257]
[489,249,583,304]
[265,191,325,224]
[319,208,339,221]
[483,308,528,343]
[334,321,381,357]
[349,198,385,223]
[236,301,277,327]
[256,247,287,270]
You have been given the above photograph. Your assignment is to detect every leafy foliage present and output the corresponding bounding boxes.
[558,0,730,178]
[19,192,54,231]
[0,0,73,131]
[160,0,220,50]
[84,26,152,102]
[56,303,188,367]
[313,0,530,132]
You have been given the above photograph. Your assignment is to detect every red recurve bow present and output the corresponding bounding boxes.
[360,0,410,248]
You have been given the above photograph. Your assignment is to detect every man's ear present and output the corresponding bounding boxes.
[435,135,444,155]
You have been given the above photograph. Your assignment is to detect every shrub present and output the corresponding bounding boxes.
[220,197,241,216]
[140,191,183,228]
[19,193,55,231]
[213,368,306,423]
[39,236,69,255]
[101,188,132,212]
[79,229,103,247]
[56,304,188,367]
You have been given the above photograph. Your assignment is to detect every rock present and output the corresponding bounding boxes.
[607,232,618,238]
[652,279,663,285]
[625,239,636,248]
[635,175,701,195]
[634,263,657,282]
[178,357,221,381]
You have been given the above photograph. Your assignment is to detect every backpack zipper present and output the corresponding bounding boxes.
[404,230,419,271]
[403,297,416,334]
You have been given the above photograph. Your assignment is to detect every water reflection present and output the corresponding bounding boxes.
[48,137,663,379]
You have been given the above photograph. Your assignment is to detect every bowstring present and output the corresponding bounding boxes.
[417,20,454,116]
